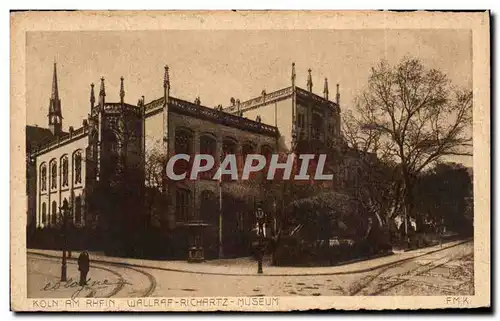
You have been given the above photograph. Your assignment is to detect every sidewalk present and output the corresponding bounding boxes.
[27,254,122,298]
[28,239,471,276]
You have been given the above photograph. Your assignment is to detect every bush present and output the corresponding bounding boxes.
[27,226,187,260]
[274,236,383,266]
[27,227,104,251]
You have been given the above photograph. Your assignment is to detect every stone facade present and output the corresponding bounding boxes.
[27,63,280,237]
[222,64,343,153]
[33,129,88,229]
[26,62,368,258]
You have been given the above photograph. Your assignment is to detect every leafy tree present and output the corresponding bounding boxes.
[414,162,473,235]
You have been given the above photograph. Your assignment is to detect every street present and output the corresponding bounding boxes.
[27,240,473,298]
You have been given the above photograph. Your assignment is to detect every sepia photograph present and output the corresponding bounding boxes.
[10,11,490,311]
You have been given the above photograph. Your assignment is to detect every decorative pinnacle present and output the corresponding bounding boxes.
[120,76,125,102]
[291,62,296,83]
[307,68,313,92]
[163,65,170,88]
[99,77,106,97]
[336,83,340,104]
[90,83,95,104]
[323,77,329,100]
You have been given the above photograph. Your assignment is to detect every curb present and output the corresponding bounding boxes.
[28,239,471,277]
[274,251,394,269]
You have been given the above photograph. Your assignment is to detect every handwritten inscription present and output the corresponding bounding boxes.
[41,277,132,299]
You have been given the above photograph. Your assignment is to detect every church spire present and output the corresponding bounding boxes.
[51,62,59,100]
[99,77,106,106]
[307,68,313,92]
[120,76,125,104]
[48,62,62,135]
[323,78,329,100]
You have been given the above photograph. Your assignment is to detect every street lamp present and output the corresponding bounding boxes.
[59,201,72,282]
[255,203,265,274]
[272,200,277,237]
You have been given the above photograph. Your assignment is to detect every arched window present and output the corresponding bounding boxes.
[40,165,47,191]
[75,196,82,224]
[50,161,57,189]
[261,145,273,160]
[109,134,118,154]
[174,130,193,176]
[312,113,324,140]
[41,202,47,225]
[297,113,305,129]
[332,116,339,136]
[175,129,193,155]
[51,200,57,225]
[222,138,237,155]
[242,142,255,158]
[200,190,217,225]
[200,135,216,179]
[61,156,69,187]
[175,188,192,222]
[106,134,119,175]
[242,142,256,179]
[260,145,273,181]
[62,198,70,223]
[74,151,82,184]
[222,138,238,181]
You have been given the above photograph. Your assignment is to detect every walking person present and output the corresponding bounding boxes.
[78,251,90,286]
[256,204,266,237]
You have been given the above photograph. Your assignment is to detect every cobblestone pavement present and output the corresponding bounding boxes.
[27,240,473,298]
[28,256,156,298]
[351,241,474,296]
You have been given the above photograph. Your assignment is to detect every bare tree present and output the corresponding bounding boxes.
[342,110,403,222]
[144,147,168,227]
[346,57,472,234]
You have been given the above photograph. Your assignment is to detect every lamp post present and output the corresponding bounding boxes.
[272,200,277,237]
[218,143,224,259]
[59,201,71,282]
[255,204,265,274]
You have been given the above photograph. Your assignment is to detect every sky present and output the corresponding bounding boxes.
[26,29,472,165]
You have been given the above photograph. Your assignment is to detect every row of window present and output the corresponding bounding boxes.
[297,113,340,140]
[40,151,83,192]
[297,113,324,129]
[174,189,255,232]
[174,129,274,180]
[40,197,83,226]
[175,130,274,155]
[175,189,218,223]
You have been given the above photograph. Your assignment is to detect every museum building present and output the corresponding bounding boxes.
[26,62,356,257]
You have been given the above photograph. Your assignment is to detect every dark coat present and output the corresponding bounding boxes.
[78,251,90,272]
